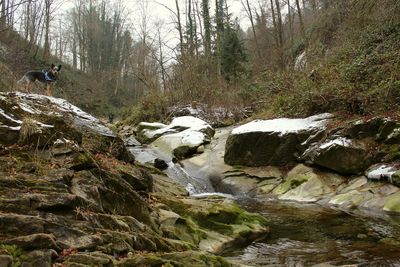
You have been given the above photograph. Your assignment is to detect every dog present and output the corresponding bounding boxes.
[17,64,62,96]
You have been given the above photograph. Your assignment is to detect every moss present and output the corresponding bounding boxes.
[290,177,308,188]
[383,191,400,213]
[70,151,97,171]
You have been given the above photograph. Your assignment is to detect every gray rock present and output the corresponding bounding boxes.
[64,252,113,266]
[4,233,60,251]
[0,255,13,267]
[154,158,168,170]
[225,114,332,166]
[301,137,370,174]
[124,136,141,147]
[391,170,400,187]
[341,117,384,139]
[24,250,57,267]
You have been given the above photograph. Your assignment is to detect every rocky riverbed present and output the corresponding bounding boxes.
[0,92,269,267]
[125,111,400,265]
[131,112,400,215]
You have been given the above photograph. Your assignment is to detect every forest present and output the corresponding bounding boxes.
[0,0,399,123]
[1,1,400,266]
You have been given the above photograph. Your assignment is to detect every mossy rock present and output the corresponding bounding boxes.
[383,191,400,213]
[391,170,400,187]
[90,169,155,228]
[153,194,268,253]
[272,164,314,195]
[69,151,97,171]
[116,251,231,267]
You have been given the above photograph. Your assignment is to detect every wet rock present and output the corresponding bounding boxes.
[139,116,214,144]
[124,136,141,147]
[147,117,214,159]
[366,164,397,184]
[119,170,153,192]
[3,233,60,251]
[219,173,261,195]
[154,194,269,254]
[116,251,230,267]
[64,252,113,267]
[154,158,168,170]
[172,145,197,160]
[301,137,370,174]
[383,191,400,213]
[391,170,400,187]
[224,114,332,166]
[51,138,75,156]
[68,151,97,171]
[0,255,13,267]
[341,117,384,139]
[137,122,167,131]
[276,165,345,202]
[0,214,45,236]
[376,119,400,142]
[23,249,57,267]
[70,171,104,212]
[91,169,155,227]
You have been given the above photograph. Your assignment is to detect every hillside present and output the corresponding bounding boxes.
[0,30,135,118]
[0,1,399,124]
[254,0,400,118]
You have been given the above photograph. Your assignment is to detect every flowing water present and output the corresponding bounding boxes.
[226,198,400,266]
[128,128,400,266]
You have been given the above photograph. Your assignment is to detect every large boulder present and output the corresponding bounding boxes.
[300,116,400,174]
[141,116,215,159]
[0,92,133,162]
[300,137,370,174]
[224,113,332,166]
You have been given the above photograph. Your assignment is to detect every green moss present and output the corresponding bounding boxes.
[290,177,308,188]
[70,151,96,171]
[383,191,400,213]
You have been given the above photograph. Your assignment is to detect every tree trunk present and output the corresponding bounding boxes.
[295,0,305,38]
[43,0,51,59]
[243,0,261,59]
[269,0,279,47]
[275,0,283,48]
[202,0,211,59]
[215,0,224,76]
[287,0,293,45]
[175,0,184,54]
[187,0,194,55]
[1,0,6,26]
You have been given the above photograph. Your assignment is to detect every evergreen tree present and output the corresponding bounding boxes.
[221,23,247,82]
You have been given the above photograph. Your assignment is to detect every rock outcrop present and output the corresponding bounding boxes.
[224,113,332,166]
[0,93,268,266]
[219,115,400,213]
[137,116,215,159]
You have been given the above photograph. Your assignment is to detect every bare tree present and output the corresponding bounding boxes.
[202,0,211,59]
[175,0,184,53]
[295,0,305,37]
[242,0,261,59]
[43,0,55,59]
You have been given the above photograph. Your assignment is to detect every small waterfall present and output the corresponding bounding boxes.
[128,145,215,195]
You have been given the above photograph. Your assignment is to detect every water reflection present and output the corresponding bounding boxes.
[226,199,400,266]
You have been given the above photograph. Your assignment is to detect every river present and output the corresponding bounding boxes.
[129,127,400,267]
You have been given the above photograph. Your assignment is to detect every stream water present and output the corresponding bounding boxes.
[129,128,400,267]
[227,198,400,266]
